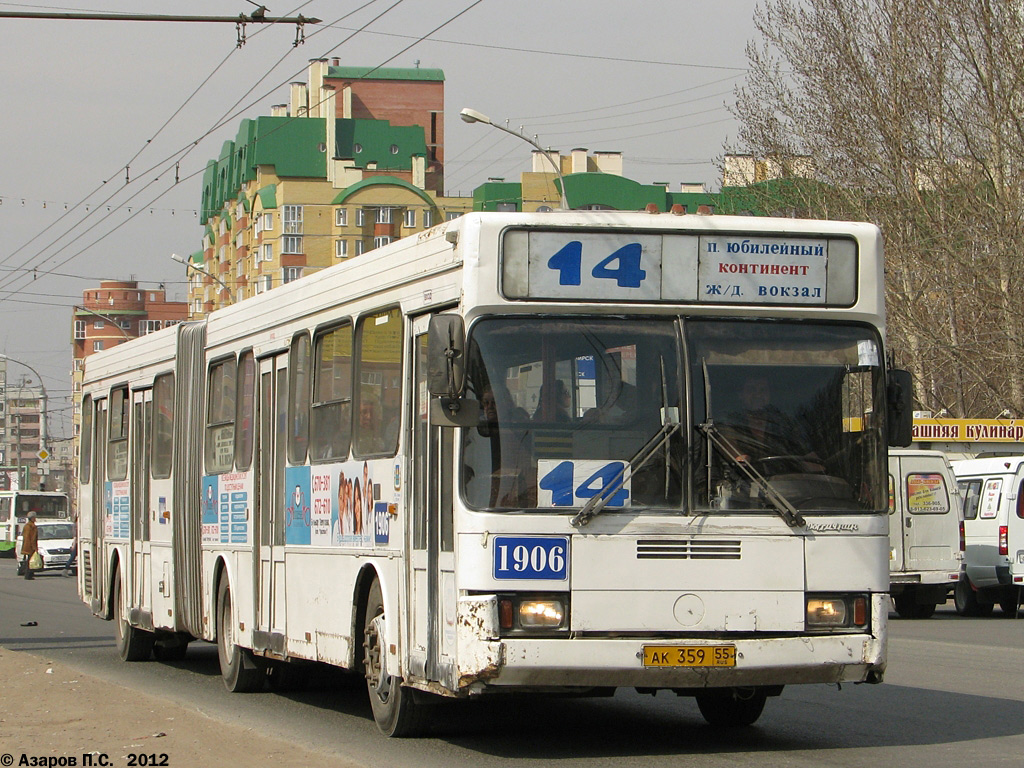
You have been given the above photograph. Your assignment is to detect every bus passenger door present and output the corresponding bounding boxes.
[90,398,108,614]
[130,389,152,616]
[409,317,457,686]
[255,354,287,648]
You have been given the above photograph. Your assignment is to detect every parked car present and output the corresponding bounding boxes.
[888,449,964,618]
[951,455,1024,615]
[15,520,76,571]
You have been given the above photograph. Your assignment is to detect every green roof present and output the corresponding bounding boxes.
[257,184,277,210]
[201,116,325,218]
[333,176,435,207]
[328,66,444,82]
[336,118,426,171]
[190,251,204,265]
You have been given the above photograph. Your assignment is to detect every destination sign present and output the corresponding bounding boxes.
[502,229,856,306]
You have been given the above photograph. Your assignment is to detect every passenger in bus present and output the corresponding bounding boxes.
[358,394,386,454]
[533,380,571,423]
[464,383,534,508]
[581,378,638,425]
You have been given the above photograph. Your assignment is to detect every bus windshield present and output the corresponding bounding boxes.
[461,316,887,516]
[689,319,887,514]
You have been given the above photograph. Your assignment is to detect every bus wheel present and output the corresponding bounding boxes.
[363,578,427,737]
[113,569,153,662]
[954,577,990,617]
[695,688,768,727]
[216,577,264,693]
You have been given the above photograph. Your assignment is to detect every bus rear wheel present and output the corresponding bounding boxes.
[216,577,264,692]
[113,569,153,662]
[363,578,427,737]
[695,688,768,727]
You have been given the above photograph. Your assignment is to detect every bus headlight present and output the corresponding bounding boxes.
[497,594,568,634]
[806,594,869,631]
[519,600,564,628]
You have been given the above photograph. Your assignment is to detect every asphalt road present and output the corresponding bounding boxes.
[3,561,1024,768]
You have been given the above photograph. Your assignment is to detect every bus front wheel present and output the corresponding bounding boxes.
[216,577,264,692]
[363,578,427,737]
[695,687,768,727]
[113,569,153,662]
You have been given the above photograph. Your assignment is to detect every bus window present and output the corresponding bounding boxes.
[235,351,255,471]
[206,357,237,474]
[354,308,402,457]
[289,333,311,465]
[107,387,129,481]
[151,373,174,479]
[0,497,9,522]
[81,395,93,483]
[311,323,352,462]
[462,317,681,510]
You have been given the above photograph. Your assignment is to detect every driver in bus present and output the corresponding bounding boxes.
[721,375,823,475]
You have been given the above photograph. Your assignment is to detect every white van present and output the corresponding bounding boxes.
[888,449,964,618]
[951,455,1024,616]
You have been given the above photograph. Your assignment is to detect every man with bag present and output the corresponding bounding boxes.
[20,511,39,581]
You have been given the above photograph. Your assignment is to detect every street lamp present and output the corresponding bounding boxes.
[171,253,234,305]
[0,354,48,490]
[459,107,569,210]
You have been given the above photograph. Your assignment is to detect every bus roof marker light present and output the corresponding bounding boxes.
[459,107,569,210]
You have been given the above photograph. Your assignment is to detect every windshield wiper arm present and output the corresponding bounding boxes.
[698,420,806,528]
[571,410,680,528]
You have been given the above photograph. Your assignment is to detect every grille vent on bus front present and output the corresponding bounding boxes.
[636,539,742,560]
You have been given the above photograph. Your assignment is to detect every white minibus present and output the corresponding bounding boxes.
[887,450,963,618]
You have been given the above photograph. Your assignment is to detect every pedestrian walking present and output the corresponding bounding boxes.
[21,511,39,581]
[63,515,78,577]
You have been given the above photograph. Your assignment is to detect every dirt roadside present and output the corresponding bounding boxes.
[0,647,361,768]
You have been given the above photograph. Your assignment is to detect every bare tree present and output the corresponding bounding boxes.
[729,0,1024,417]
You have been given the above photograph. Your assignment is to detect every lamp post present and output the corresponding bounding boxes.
[459,108,569,210]
[0,354,48,490]
[171,253,234,306]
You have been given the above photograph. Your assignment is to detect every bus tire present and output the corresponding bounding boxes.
[363,578,427,737]
[216,577,264,693]
[113,569,153,662]
[695,687,768,727]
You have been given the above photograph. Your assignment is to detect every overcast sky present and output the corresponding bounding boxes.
[0,0,759,438]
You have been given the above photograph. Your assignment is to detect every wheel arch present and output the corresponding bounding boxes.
[103,547,123,620]
[352,562,386,668]
[211,555,231,642]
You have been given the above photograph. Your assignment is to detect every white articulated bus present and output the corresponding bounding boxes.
[77,211,912,736]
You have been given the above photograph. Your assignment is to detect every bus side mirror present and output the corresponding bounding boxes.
[427,315,480,427]
[887,369,913,447]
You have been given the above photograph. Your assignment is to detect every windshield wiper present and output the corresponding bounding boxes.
[697,420,806,528]
[571,408,680,528]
